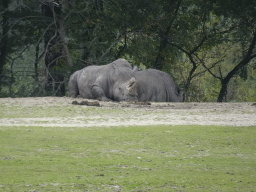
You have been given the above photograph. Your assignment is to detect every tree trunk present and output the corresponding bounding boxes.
[34,42,40,83]
[153,0,181,70]
[153,27,170,70]
[42,1,65,96]
[183,54,198,98]
[217,82,228,102]
[59,20,73,67]
[0,0,9,93]
[217,32,256,102]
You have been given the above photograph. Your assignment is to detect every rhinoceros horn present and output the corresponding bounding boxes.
[127,77,138,96]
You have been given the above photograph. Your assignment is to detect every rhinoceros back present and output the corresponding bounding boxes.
[135,69,182,102]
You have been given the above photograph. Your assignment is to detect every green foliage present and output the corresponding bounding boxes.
[1,0,256,101]
[228,76,256,102]
[174,41,256,102]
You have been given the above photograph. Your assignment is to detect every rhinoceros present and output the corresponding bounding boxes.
[68,59,183,102]
[134,69,183,102]
[68,59,138,101]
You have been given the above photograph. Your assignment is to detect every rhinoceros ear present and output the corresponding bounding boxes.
[127,77,138,95]
[132,65,139,71]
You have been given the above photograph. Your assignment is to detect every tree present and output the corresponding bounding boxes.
[0,0,10,93]
[216,32,256,102]
[209,0,256,101]
[152,0,182,70]
[0,0,255,102]
[0,0,45,97]
[42,0,66,96]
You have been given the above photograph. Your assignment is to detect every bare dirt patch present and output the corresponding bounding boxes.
[0,97,256,127]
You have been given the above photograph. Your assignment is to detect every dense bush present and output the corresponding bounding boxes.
[0,0,255,101]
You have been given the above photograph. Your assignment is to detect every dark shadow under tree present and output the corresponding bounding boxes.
[0,0,9,94]
[42,0,65,96]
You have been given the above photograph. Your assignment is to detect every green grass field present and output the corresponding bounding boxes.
[0,125,255,191]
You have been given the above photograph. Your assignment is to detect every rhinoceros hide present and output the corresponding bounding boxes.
[69,59,183,102]
[68,59,138,101]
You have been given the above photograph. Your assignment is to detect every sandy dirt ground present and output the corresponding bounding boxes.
[0,97,256,127]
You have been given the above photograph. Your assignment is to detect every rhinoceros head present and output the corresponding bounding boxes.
[113,77,139,101]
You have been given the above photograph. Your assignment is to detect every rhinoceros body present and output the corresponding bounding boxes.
[69,59,138,101]
[69,59,183,102]
[134,69,183,102]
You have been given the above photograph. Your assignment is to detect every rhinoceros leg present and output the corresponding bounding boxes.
[91,85,111,101]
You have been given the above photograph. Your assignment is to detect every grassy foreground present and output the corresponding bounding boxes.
[0,125,255,192]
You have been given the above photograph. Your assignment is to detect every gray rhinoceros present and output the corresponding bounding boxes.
[68,59,183,102]
[68,59,138,101]
[134,69,183,102]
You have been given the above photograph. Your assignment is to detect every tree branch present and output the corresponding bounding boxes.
[224,31,256,83]
[196,54,223,80]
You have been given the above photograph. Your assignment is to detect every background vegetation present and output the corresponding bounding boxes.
[0,0,256,102]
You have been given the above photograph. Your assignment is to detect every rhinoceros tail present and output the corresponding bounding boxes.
[68,71,80,98]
